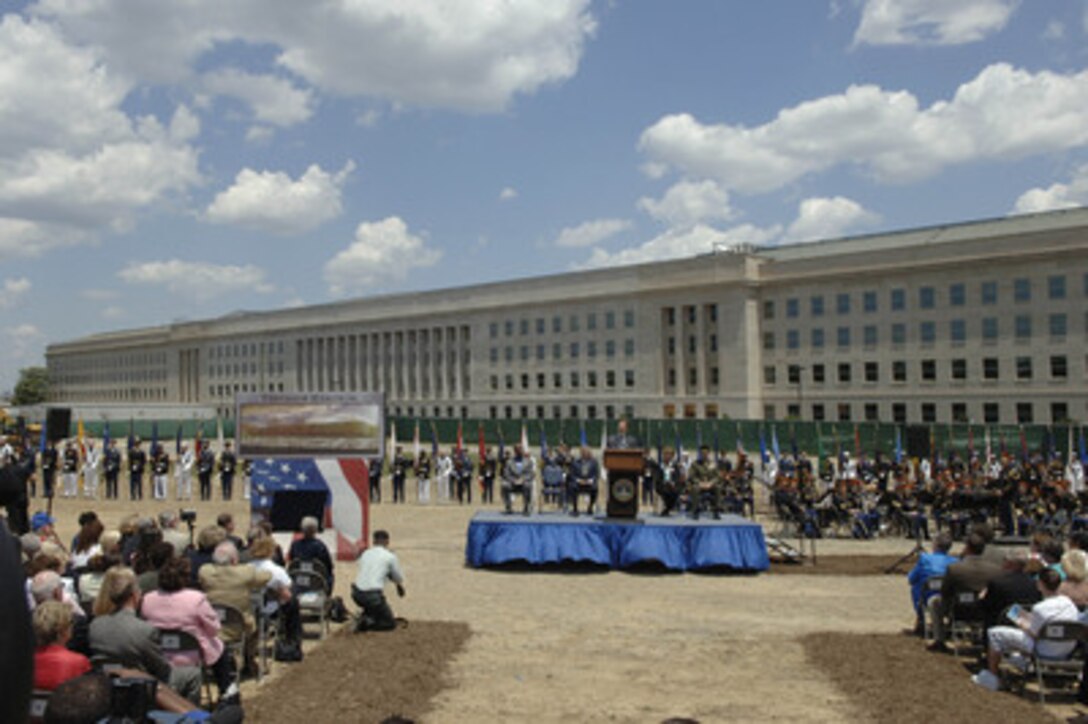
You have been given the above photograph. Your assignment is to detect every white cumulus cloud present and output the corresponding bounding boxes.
[118,259,274,300]
[853,0,1018,46]
[206,161,355,233]
[639,63,1088,193]
[782,196,880,243]
[1013,165,1088,214]
[32,0,597,112]
[637,179,733,227]
[0,277,31,309]
[325,217,442,295]
[555,218,631,248]
[0,15,201,253]
[202,68,315,127]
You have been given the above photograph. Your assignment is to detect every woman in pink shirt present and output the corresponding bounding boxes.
[140,556,239,702]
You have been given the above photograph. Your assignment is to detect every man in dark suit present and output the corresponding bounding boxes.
[928,532,1003,652]
[104,439,121,499]
[128,438,146,501]
[198,444,215,501]
[606,418,641,449]
[40,441,58,499]
[979,549,1042,632]
[219,442,237,500]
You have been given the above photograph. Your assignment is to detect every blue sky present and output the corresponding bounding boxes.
[2,0,1088,392]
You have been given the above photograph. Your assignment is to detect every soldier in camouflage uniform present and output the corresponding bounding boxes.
[686,445,722,520]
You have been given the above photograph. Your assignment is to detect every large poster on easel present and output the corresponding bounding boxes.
[236,392,385,459]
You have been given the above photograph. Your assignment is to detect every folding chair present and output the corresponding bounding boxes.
[1029,621,1087,703]
[28,689,51,724]
[291,569,330,638]
[212,603,247,687]
[255,590,280,679]
[287,558,331,585]
[921,576,945,640]
[157,628,213,706]
[89,653,125,674]
[948,589,985,658]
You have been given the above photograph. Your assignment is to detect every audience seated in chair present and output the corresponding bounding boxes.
[972,567,1079,691]
[200,541,271,669]
[140,556,240,703]
[87,566,203,704]
[907,532,957,636]
[287,516,334,594]
[249,536,303,644]
[928,532,1003,653]
[33,600,91,691]
[1058,549,1088,608]
[979,549,1042,633]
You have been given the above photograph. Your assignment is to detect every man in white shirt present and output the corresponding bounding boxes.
[972,567,1079,691]
[351,530,405,632]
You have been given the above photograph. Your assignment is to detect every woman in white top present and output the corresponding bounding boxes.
[248,535,302,642]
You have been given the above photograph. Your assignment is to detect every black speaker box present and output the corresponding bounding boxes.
[46,408,71,442]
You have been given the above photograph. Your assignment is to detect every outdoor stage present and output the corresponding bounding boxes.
[465,511,770,572]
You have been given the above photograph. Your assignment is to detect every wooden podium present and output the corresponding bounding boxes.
[604,448,643,519]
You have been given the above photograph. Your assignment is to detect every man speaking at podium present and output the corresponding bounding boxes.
[606,418,641,450]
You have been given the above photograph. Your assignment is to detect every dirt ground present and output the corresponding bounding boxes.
[247,622,470,724]
[32,492,1083,722]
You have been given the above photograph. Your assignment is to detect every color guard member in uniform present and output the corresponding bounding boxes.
[103,439,121,500]
[219,442,237,501]
[128,438,146,501]
[61,441,79,498]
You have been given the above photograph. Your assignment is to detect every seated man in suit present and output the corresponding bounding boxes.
[567,446,600,517]
[500,444,535,516]
[288,516,335,594]
[88,566,202,704]
[927,532,1003,653]
[979,549,1042,633]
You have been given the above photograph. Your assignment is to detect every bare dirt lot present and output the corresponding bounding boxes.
[37,493,1083,722]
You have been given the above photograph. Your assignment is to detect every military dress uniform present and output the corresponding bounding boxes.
[152,448,170,500]
[40,444,58,499]
[219,446,237,500]
[656,454,685,516]
[128,444,146,501]
[479,453,496,504]
[61,443,79,498]
[368,457,383,503]
[197,446,215,501]
[392,451,411,503]
[104,442,121,499]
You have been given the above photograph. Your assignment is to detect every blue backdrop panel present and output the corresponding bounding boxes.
[465,512,769,572]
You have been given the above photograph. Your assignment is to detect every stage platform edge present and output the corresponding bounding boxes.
[465,511,770,572]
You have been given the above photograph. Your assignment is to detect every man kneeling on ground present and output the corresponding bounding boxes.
[352,530,405,632]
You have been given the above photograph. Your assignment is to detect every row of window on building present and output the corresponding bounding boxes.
[208,341,285,359]
[765,274,1087,321]
[489,310,636,339]
[490,338,637,364]
[765,400,1072,425]
[765,355,1076,385]
[207,360,286,379]
[489,369,637,392]
[765,312,1081,350]
[209,382,285,398]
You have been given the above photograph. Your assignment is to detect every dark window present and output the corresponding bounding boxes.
[811,296,824,317]
[949,283,965,306]
[1049,275,1066,300]
[920,321,935,344]
[837,404,851,422]
[864,361,878,382]
[919,286,935,309]
[1017,402,1033,424]
[536,318,545,334]
[892,403,907,423]
[489,322,498,339]
[624,339,635,356]
[764,366,776,385]
[520,373,529,389]
[1052,402,1069,423]
[837,327,850,348]
[763,332,775,350]
[787,330,800,349]
[786,298,799,318]
[1016,356,1032,380]
[982,317,998,342]
[893,361,907,382]
[605,340,616,358]
[812,404,825,421]
[570,315,580,332]
[788,365,801,384]
[921,359,936,381]
[763,300,775,319]
[812,364,825,383]
[624,370,635,388]
[519,319,529,335]
[570,371,579,388]
[1015,315,1032,340]
[811,329,824,348]
[624,310,635,328]
[606,370,616,388]
[952,403,968,423]
[710,367,720,386]
[891,323,906,345]
[981,281,997,305]
[863,291,877,313]
[587,313,597,331]
[951,359,967,380]
[837,363,851,383]
[836,293,850,315]
[1051,355,1068,379]
[605,311,615,329]
[983,358,999,380]
[553,316,562,333]
[984,403,999,424]
[864,403,878,422]
[921,403,936,423]
[587,371,597,388]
